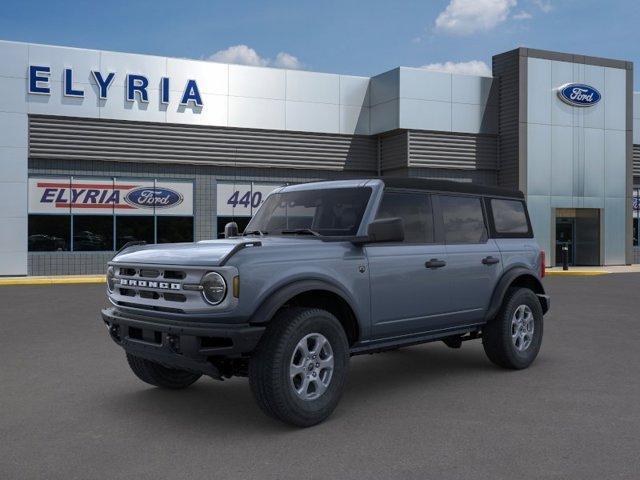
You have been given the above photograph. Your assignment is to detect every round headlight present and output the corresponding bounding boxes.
[201,272,227,305]
[106,266,116,293]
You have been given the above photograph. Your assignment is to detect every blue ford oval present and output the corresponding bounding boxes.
[124,187,183,209]
[557,83,601,107]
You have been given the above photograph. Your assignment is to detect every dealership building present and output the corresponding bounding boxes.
[0,39,638,276]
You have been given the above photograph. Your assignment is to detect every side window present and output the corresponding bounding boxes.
[490,199,530,235]
[375,191,434,243]
[439,195,487,244]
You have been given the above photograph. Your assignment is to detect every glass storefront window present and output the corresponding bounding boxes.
[73,216,114,251]
[116,216,155,250]
[28,215,71,252]
[157,216,194,243]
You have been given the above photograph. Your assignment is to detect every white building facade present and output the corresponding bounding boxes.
[0,41,637,275]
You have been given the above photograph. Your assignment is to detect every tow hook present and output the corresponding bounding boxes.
[166,334,180,353]
[106,322,121,343]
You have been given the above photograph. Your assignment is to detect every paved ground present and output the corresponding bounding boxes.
[1,275,639,480]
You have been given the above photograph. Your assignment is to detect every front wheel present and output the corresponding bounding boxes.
[482,288,544,369]
[249,307,350,427]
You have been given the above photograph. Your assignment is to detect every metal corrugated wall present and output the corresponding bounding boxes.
[492,50,521,189]
[379,130,408,173]
[634,144,640,177]
[28,115,378,172]
[408,131,498,171]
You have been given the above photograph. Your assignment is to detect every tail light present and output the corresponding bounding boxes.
[540,251,546,278]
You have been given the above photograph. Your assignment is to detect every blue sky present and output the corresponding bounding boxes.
[1,0,639,86]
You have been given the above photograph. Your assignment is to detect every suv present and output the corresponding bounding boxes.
[102,178,549,427]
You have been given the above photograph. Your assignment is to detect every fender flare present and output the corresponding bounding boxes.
[484,267,547,322]
[249,279,361,326]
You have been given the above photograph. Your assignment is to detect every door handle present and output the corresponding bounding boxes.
[482,256,500,265]
[425,258,447,269]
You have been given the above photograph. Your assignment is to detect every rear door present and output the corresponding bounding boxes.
[435,194,502,326]
[365,190,450,339]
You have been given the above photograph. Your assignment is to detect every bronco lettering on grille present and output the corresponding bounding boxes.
[119,278,181,290]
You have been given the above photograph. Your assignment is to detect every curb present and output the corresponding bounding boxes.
[545,271,609,276]
[0,276,105,286]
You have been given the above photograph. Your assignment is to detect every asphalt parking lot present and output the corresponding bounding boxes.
[1,275,640,479]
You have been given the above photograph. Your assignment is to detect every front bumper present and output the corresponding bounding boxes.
[101,307,265,378]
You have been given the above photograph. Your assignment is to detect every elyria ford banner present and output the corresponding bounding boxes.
[28,177,193,216]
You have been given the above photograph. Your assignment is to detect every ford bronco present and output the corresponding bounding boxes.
[102,178,549,427]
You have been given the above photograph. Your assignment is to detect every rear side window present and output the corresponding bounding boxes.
[490,199,531,236]
[375,191,434,243]
[439,195,487,244]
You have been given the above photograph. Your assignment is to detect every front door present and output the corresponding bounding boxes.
[365,190,450,339]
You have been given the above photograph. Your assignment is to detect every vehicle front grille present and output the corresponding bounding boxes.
[109,264,209,314]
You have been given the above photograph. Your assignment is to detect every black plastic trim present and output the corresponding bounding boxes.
[102,307,265,357]
[350,323,483,355]
[484,268,548,322]
[248,279,360,327]
[381,177,524,199]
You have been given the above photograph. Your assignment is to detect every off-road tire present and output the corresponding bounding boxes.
[482,287,543,369]
[126,353,202,389]
[249,307,350,427]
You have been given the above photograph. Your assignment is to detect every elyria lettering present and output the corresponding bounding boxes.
[28,65,203,107]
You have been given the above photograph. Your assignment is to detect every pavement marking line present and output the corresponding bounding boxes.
[0,276,105,286]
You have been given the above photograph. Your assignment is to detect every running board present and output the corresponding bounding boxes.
[349,324,483,356]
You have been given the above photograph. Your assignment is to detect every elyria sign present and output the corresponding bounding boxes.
[557,83,601,107]
[28,65,204,107]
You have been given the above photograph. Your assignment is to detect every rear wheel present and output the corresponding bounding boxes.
[482,288,543,369]
[249,307,349,427]
[126,353,202,389]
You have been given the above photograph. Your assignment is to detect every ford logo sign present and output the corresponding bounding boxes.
[557,83,601,107]
[124,187,183,209]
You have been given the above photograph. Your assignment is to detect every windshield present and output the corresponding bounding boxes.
[245,187,372,237]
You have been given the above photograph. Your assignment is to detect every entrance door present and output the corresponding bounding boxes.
[555,217,574,266]
[555,209,600,266]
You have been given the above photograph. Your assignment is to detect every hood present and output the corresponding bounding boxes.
[112,236,322,266]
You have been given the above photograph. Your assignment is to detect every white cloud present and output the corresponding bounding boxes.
[207,44,302,69]
[421,60,492,77]
[513,10,532,20]
[435,0,517,35]
[532,0,553,13]
[208,45,268,67]
[273,52,302,69]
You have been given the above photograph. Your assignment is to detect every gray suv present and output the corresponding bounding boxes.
[102,178,549,427]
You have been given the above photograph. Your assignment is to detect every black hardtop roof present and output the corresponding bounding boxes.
[381,177,524,199]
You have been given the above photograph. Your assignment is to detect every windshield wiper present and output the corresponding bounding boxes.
[281,228,322,237]
[243,230,267,236]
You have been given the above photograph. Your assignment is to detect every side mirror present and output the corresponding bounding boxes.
[366,217,404,243]
[224,222,239,238]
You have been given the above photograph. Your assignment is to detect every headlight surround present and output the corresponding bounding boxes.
[201,272,227,305]
[106,266,116,293]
